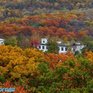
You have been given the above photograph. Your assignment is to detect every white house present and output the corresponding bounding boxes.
[37,38,48,52]
[58,45,68,54]
[0,38,4,45]
[57,41,68,53]
[71,42,85,54]
[37,38,85,54]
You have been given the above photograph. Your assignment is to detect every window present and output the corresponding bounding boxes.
[0,42,4,44]
[61,47,64,51]
[43,40,45,43]
[46,46,48,49]
[65,47,67,51]
[39,46,41,49]
[42,46,45,49]
[41,39,48,44]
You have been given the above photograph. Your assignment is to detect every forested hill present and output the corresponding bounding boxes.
[0,0,93,50]
[0,0,93,19]
[0,1,93,93]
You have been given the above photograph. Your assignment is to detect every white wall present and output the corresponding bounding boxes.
[71,45,85,53]
[38,45,48,52]
[58,46,67,54]
[0,39,4,45]
[41,38,48,44]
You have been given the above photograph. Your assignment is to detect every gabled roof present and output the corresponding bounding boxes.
[72,42,83,46]
[0,38,4,41]
[58,44,68,47]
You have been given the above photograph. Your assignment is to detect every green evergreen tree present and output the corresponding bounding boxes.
[48,41,58,53]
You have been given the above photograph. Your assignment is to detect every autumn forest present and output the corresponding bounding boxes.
[0,0,93,93]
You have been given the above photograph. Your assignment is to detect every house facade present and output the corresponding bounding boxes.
[37,38,85,54]
[58,45,68,54]
[37,38,48,52]
[0,38,4,45]
[71,43,85,54]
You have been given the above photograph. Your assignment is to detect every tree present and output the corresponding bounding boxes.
[82,36,93,51]
[47,40,58,53]
[4,36,17,46]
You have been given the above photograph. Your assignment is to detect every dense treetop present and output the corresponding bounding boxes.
[0,45,93,93]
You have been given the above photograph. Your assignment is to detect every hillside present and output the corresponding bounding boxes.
[0,0,93,19]
[0,0,92,50]
[0,1,93,93]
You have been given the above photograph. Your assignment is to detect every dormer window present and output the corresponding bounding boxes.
[43,40,45,43]
[41,38,48,44]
